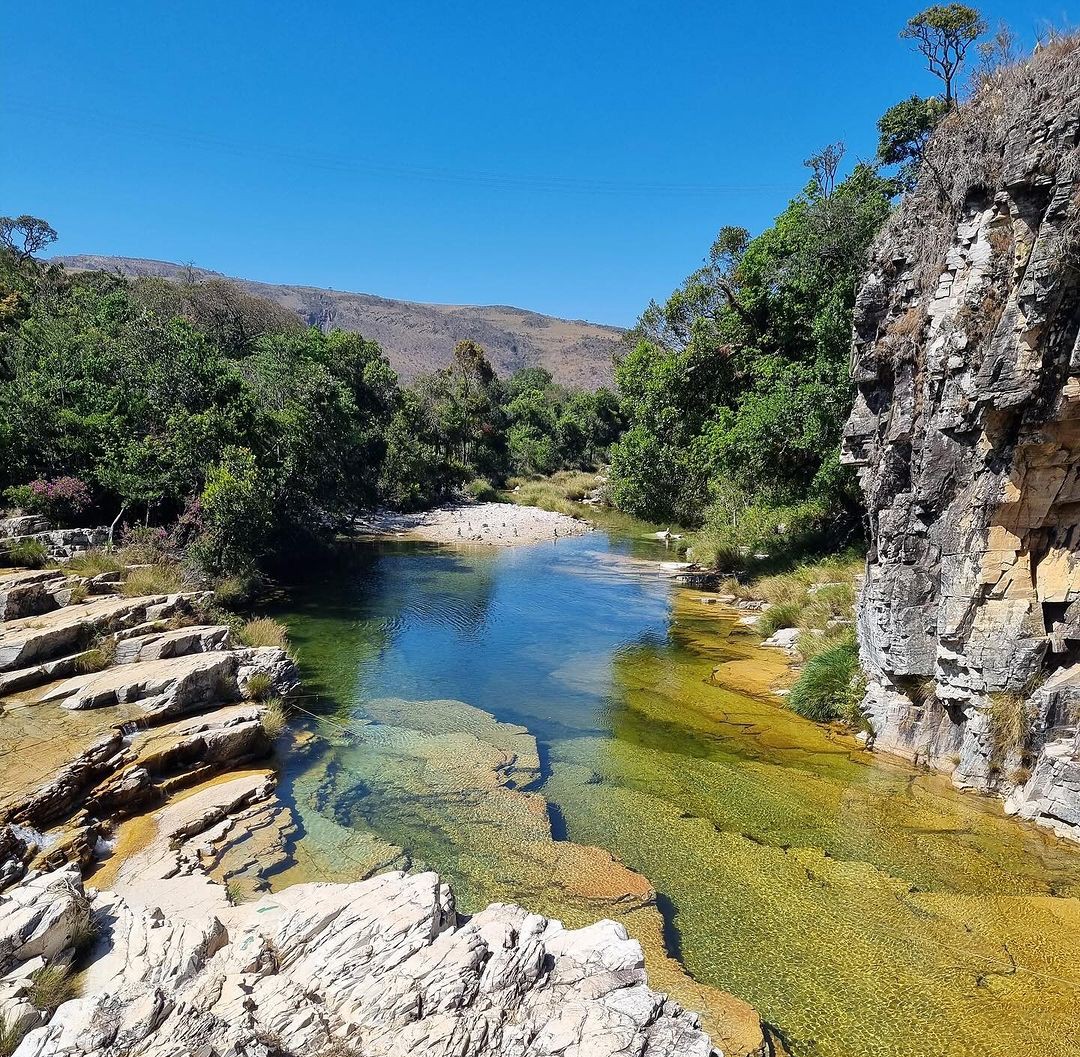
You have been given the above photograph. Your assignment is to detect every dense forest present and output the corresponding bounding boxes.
[0,5,1017,590]
[0,235,619,586]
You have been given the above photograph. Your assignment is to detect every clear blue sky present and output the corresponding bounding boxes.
[2,1,1070,326]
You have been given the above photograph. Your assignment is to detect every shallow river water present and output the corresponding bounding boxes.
[273,526,1080,1057]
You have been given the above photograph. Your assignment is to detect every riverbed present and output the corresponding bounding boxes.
[272,526,1080,1057]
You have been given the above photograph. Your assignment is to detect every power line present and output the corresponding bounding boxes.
[4,98,789,200]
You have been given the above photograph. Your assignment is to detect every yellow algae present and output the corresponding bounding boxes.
[276,535,1080,1057]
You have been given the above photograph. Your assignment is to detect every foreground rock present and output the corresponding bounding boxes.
[842,43,1080,839]
[6,864,718,1057]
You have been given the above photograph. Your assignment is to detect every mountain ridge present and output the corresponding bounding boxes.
[53,254,623,387]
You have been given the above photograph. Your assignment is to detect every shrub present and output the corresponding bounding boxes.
[214,573,257,609]
[65,549,125,578]
[117,524,174,565]
[121,564,184,597]
[465,477,500,502]
[787,633,865,724]
[237,617,289,650]
[261,697,288,739]
[3,538,48,568]
[758,601,803,637]
[4,477,91,526]
[244,672,273,702]
[28,964,76,1013]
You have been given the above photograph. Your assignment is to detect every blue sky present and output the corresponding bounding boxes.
[2,1,1071,325]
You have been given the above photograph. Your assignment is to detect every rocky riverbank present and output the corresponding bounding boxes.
[0,518,765,1057]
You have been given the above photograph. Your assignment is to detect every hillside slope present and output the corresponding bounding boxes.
[54,255,623,386]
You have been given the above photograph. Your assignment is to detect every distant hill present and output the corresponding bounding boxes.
[54,255,623,387]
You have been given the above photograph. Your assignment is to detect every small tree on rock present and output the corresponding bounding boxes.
[901,4,986,106]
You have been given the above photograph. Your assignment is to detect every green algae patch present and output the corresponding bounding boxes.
[275,535,1080,1057]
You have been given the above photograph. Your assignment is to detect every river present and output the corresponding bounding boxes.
[272,524,1080,1057]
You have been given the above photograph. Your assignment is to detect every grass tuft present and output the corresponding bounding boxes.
[121,563,183,597]
[0,1016,24,1057]
[244,671,273,702]
[787,632,865,724]
[65,549,125,577]
[261,697,288,740]
[28,964,76,1013]
[758,601,803,637]
[987,691,1031,767]
[236,617,289,650]
[3,538,49,569]
[75,635,118,674]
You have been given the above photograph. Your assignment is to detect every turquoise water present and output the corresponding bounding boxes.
[274,529,1080,1057]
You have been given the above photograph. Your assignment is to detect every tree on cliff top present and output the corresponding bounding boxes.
[901,4,986,106]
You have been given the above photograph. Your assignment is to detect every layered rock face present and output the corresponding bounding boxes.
[843,42,1080,838]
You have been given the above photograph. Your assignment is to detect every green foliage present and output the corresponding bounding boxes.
[787,632,865,724]
[465,477,500,502]
[611,163,893,531]
[3,538,48,568]
[877,95,948,191]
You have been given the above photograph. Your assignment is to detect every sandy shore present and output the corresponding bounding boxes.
[353,501,592,547]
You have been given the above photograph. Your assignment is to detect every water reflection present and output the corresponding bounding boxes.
[275,531,1080,1057]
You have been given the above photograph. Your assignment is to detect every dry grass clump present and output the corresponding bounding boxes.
[120,563,184,597]
[987,690,1031,766]
[261,697,288,740]
[65,549,125,577]
[510,471,602,515]
[75,635,118,674]
[237,617,289,650]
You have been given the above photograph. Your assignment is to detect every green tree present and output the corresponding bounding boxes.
[901,4,986,106]
[877,95,948,191]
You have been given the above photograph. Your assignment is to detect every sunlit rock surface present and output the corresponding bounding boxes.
[842,41,1080,839]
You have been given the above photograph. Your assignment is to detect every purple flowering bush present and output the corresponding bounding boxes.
[4,477,92,526]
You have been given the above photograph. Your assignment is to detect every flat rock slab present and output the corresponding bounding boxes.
[0,595,180,673]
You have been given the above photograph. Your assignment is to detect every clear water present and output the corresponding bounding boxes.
[273,528,1080,1057]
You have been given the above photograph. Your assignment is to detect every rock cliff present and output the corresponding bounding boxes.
[842,40,1080,839]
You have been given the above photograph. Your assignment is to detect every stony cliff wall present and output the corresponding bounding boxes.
[842,40,1080,839]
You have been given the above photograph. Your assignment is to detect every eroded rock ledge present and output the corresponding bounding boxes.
[3,861,719,1057]
[842,41,1080,839]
